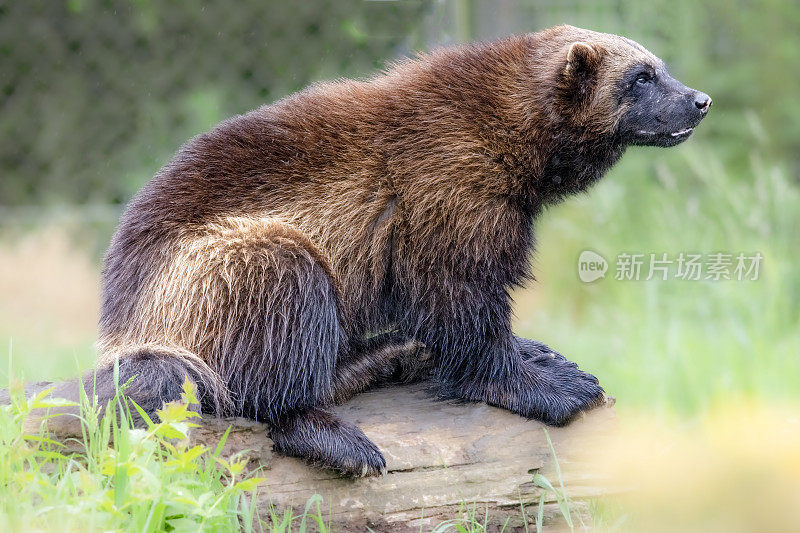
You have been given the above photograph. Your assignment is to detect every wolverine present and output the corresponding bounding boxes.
[46,25,711,476]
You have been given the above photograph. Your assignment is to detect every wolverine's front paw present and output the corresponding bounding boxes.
[516,338,607,425]
[439,340,607,427]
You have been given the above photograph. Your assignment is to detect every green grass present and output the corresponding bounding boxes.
[0,369,271,531]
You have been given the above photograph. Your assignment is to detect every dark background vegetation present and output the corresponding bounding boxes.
[0,0,429,204]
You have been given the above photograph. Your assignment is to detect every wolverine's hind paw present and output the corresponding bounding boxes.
[270,407,386,477]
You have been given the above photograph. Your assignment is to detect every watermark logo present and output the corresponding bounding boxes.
[577,250,608,283]
[578,250,763,283]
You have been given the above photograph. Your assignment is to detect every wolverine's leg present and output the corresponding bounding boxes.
[152,218,386,475]
[403,279,605,426]
[98,217,386,475]
[274,331,431,476]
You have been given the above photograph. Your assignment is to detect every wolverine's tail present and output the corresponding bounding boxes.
[21,344,233,437]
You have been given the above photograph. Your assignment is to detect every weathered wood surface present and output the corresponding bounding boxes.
[195,384,617,531]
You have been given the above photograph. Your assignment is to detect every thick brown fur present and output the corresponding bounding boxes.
[42,26,710,476]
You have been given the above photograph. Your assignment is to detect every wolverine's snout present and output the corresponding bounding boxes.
[693,90,712,113]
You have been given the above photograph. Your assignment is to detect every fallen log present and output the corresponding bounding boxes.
[196,384,617,531]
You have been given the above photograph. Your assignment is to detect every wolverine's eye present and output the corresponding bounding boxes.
[635,72,653,85]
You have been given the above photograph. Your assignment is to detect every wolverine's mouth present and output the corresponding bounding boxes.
[636,127,693,138]
[668,127,693,138]
[633,126,694,146]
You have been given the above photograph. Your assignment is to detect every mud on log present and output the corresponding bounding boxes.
[195,384,617,531]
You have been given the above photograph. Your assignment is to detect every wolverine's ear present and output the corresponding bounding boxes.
[559,41,602,108]
[564,41,602,77]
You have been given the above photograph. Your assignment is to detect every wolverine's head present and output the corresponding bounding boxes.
[545,26,711,147]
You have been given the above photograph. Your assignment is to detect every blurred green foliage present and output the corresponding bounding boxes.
[524,141,800,415]
[1,0,798,206]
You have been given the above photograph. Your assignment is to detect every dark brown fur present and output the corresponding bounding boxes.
[41,26,711,476]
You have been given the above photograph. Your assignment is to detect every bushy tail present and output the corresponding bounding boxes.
[20,344,233,437]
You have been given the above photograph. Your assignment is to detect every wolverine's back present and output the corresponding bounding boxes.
[101,35,533,344]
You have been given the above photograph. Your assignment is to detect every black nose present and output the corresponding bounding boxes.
[694,91,712,113]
